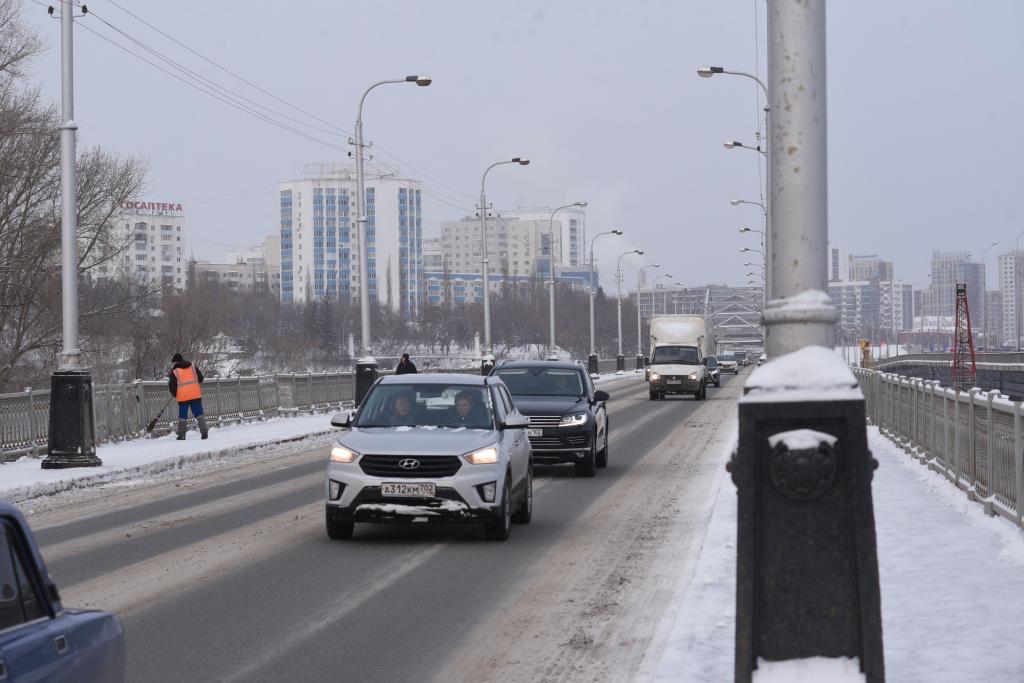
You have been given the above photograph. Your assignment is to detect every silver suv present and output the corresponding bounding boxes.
[325,374,533,541]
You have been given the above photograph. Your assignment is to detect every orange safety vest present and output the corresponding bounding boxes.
[173,365,202,402]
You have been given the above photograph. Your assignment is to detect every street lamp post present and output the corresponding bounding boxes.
[587,229,623,373]
[635,264,661,369]
[479,157,530,370]
[616,249,643,371]
[547,202,587,356]
[978,240,995,350]
[43,0,101,469]
[352,74,430,403]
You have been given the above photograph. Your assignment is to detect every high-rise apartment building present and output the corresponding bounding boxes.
[850,255,894,282]
[93,201,188,290]
[998,251,1024,349]
[984,290,1003,348]
[502,207,587,268]
[929,250,982,319]
[279,164,423,317]
[879,280,914,332]
[439,216,552,278]
[828,244,851,282]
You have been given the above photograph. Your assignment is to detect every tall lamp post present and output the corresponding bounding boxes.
[352,74,431,403]
[43,0,100,468]
[479,157,530,369]
[980,241,998,350]
[616,249,643,371]
[547,201,587,356]
[635,264,661,369]
[587,229,623,373]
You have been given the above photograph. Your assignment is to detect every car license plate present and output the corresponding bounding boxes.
[527,428,543,437]
[381,482,436,497]
[668,379,682,385]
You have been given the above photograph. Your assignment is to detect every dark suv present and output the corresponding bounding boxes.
[490,361,610,477]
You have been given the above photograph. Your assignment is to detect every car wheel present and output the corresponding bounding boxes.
[512,466,533,524]
[596,421,609,468]
[575,440,597,477]
[715,378,721,388]
[325,510,354,540]
[484,477,512,540]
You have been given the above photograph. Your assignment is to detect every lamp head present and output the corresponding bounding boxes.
[611,229,623,235]
[739,227,749,233]
[574,201,588,207]
[697,66,724,78]
[405,75,432,86]
[512,157,530,165]
[724,141,737,149]
[635,250,644,255]
[730,199,741,205]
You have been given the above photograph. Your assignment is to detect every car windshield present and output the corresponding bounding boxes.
[707,357,718,368]
[651,346,699,365]
[354,383,494,429]
[493,367,584,397]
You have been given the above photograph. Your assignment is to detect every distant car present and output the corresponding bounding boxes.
[325,374,533,541]
[758,353,768,366]
[734,351,749,366]
[718,353,739,374]
[706,355,721,387]
[0,503,125,682]
[491,361,610,477]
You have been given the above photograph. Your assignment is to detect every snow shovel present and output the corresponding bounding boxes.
[146,397,175,434]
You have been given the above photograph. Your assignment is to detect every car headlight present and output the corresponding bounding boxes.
[330,445,359,463]
[689,373,698,380]
[649,372,661,381]
[464,446,499,465]
[559,413,588,427]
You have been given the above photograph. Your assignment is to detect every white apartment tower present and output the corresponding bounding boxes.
[94,201,188,290]
[503,206,587,269]
[280,163,423,317]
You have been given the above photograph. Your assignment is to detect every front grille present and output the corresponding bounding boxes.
[529,435,589,449]
[359,454,462,478]
[528,415,562,428]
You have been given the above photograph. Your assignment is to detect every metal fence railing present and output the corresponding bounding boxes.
[853,368,1024,529]
[2,358,635,462]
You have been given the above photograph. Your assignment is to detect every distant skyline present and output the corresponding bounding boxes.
[20,1,1024,291]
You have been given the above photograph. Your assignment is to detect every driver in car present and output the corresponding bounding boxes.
[389,392,417,426]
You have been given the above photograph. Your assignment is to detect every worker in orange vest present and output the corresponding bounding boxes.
[169,353,208,440]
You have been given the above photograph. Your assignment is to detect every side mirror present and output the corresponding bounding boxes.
[593,390,610,403]
[502,413,530,429]
[331,411,353,428]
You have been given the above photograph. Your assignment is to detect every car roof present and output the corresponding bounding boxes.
[493,360,582,371]
[379,373,489,386]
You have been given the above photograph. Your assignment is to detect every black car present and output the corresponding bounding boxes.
[490,361,610,477]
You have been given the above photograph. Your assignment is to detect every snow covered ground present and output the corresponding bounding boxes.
[649,424,1024,682]
[0,413,339,504]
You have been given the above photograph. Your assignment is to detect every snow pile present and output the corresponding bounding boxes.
[650,425,1024,682]
[743,345,862,403]
[753,657,864,682]
[0,413,339,503]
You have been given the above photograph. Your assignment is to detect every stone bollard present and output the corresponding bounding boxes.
[354,357,379,407]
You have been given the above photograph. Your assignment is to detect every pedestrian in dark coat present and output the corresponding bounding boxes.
[395,354,418,375]
[169,353,208,440]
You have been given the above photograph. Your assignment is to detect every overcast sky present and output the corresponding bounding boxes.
[20,0,1024,292]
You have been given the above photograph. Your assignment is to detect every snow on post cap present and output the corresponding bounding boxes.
[356,356,378,365]
[768,429,838,451]
[741,345,862,403]
[753,656,865,682]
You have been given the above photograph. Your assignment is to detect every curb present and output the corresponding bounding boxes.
[0,429,337,505]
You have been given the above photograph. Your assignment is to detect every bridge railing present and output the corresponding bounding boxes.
[853,367,1024,529]
[1,357,628,462]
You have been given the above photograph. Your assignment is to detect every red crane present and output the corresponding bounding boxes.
[952,282,977,391]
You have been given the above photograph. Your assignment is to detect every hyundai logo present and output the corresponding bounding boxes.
[398,458,421,470]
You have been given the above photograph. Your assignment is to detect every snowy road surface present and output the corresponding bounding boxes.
[19,370,742,682]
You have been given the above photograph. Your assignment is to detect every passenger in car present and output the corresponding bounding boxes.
[448,390,488,426]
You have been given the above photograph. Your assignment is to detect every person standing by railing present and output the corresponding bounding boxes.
[169,353,208,440]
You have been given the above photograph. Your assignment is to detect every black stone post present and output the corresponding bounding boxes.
[354,357,378,407]
[634,354,644,371]
[615,354,625,372]
[587,353,599,375]
[42,370,101,469]
[480,354,495,376]
[729,394,884,682]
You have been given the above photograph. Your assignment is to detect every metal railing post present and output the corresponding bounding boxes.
[1015,401,1023,528]
[968,388,979,494]
[986,391,996,505]
[26,388,37,456]
[953,389,961,484]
